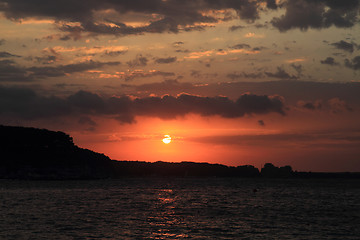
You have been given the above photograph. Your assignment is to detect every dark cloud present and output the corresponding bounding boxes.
[34,55,59,65]
[331,40,356,53]
[297,100,322,110]
[230,43,251,49]
[271,0,360,32]
[28,60,121,78]
[0,85,71,119]
[290,63,303,76]
[0,0,266,36]
[265,67,298,80]
[190,70,217,79]
[103,50,127,57]
[191,70,201,78]
[175,49,190,53]
[0,60,120,81]
[128,79,195,93]
[78,116,97,126]
[320,57,339,66]
[345,56,360,70]
[118,80,360,108]
[0,39,5,45]
[228,25,246,31]
[42,34,73,42]
[266,0,278,10]
[252,46,267,51]
[0,51,21,58]
[0,0,358,38]
[124,70,175,81]
[254,23,268,29]
[0,59,30,81]
[154,57,177,64]
[33,48,61,64]
[0,85,286,123]
[258,120,265,126]
[127,55,148,68]
[227,72,263,80]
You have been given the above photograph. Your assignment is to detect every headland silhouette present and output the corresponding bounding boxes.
[1,125,359,180]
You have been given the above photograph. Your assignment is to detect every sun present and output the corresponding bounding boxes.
[162,135,172,144]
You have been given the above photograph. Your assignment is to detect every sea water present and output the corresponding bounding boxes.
[0,178,359,239]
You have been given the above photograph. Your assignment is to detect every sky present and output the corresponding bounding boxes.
[1,0,360,171]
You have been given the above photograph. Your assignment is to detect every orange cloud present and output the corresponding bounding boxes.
[184,50,214,59]
[244,32,265,38]
[286,58,306,63]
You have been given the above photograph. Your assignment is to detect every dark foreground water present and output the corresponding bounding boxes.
[0,178,359,239]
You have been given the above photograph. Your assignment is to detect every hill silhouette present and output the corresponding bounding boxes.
[0,125,113,179]
[1,125,359,179]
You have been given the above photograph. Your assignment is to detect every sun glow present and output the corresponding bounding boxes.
[162,135,172,144]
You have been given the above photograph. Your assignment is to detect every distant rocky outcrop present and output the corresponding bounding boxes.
[261,163,293,178]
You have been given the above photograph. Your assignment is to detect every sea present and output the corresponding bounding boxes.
[0,178,359,239]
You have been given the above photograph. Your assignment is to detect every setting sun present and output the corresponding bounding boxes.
[162,135,172,144]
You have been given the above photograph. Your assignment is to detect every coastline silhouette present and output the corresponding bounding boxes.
[1,125,359,180]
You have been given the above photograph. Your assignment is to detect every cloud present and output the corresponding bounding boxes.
[34,55,58,65]
[1,0,358,39]
[230,43,251,49]
[265,67,298,80]
[3,0,356,37]
[258,120,265,126]
[122,70,175,81]
[297,100,322,110]
[266,0,278,10]
[0,60,30,81]
[126,79,195,93]
[0,0,265,36]
[78,116,97,126]
[187,130,360,148]
[328,98,353,113]
[254,23,268,29]
[173,41,184,46]
[190,70,217,79]
[0,51,21,58]
[154,57,177,64]
[0,39,5,45]
[228,25,246,31]
[290,63,303,76]
[0,85,286,123]
[271,0,360,32]
[345,56,360,70]
[127,55,148,68]
[118,80,360,108]
[103,50,127,57]
[252,46,267,51]
[331,40,356,53]
[28,60,121,78]
[227,72,263,80]
[320,57,339,66]
[0,59,120,81]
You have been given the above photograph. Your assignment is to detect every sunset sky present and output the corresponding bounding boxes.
[1,0,360,171]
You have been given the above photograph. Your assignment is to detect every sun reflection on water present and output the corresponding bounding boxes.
[147,188,189,239]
